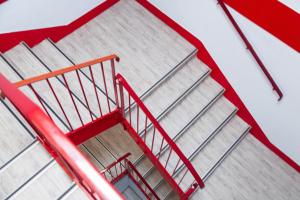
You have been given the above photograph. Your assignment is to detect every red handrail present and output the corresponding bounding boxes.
[101,153,160,199]
[218,0,283,101]
[116,74,204,198]
[8,55,120,133]
[0,74,123,200]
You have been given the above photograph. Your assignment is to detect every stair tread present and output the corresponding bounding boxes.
[97,124,143,163]
[175,115,249,189]
[60,185,89,200]
[0,142,52,199]
[155,181,173,199]
[141,57,210,117]
[4,44,92,132]
[31,39,114,116]
[82,136,116,169]
[176,96,236,158]
[10,162,73,200]
[0,58,37,167]
[0,101,34,168]
[55,0,194,96]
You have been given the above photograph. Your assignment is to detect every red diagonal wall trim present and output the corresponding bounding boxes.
[137,0,300,173]
[223,0,300,53]
[0,0,119,53]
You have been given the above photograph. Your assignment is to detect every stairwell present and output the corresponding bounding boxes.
[0,0,253,199]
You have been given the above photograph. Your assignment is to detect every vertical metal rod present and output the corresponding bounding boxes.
[136,106,140,133]
[172,158,181,176]
[28,84,52,121]
[165,148,172,168]
[119,83,125,117]
[157,138,165,159]
[75,70,93,121]
[110,59,119,107]
[100,62,111,112]
[46,79,73,130]
[62,74,84,126]
[114,165,118,177]
[151,128,156,152]
[128,94,132,125]
[144,117,148,142]
[178,168,188,186]
[88,65,103,117]
[119,162,123,174]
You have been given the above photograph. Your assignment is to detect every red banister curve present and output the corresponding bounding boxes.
[116,74,204,194]
[0,74,123,200]
[218,0,283,101]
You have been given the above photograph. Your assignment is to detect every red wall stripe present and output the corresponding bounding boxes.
[223,0,300,53]
[0,0,119,53]
[137,0,300,173]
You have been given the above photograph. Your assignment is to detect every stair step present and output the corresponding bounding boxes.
[144,76,223,157]
[203,126,250,182]
[0,141,52,199]
[53,0,195,96]
[163,190,179,200]
[30,40,116,114]
[176,97,237,160]
[3,44,92,132]
[59,184,88,200]
[174,116,250,189]
[0,100,35,168]
[9,162,73,200]
[140,56,209,118]
[0,57,38,168]
[155,182,172,199]
[128,58,211,132]
[82,136,117,169]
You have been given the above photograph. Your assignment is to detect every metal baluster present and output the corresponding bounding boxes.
[46,78,73,130]
[110,59,119,107]
[75,69,93,121]
[88,65,103,117]
[28,84,52,121]
[61,74,84,125]
[151,128,156,152]
[100,62,111,112]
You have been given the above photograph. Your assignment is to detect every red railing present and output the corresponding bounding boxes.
[218,0,283,101]
[101,153,159,199]
[116,74,204,199]
[0,54,203,199]
[14,54,120,132]
[0,74,123,200]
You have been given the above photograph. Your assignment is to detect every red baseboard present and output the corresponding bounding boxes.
[0,0,119,53]
[136,0,300,173]
[223,0,300,53]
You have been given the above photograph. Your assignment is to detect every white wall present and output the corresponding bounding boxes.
[0,0,104,34]
[149,0,300,164]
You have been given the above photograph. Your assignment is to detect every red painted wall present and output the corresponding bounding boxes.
[223,0,300,53]
[0,0,119,53]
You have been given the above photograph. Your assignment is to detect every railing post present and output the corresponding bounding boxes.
[118,82,125,118]
[111,57,120,108]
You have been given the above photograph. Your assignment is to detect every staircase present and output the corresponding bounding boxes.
[0,0,251,199]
